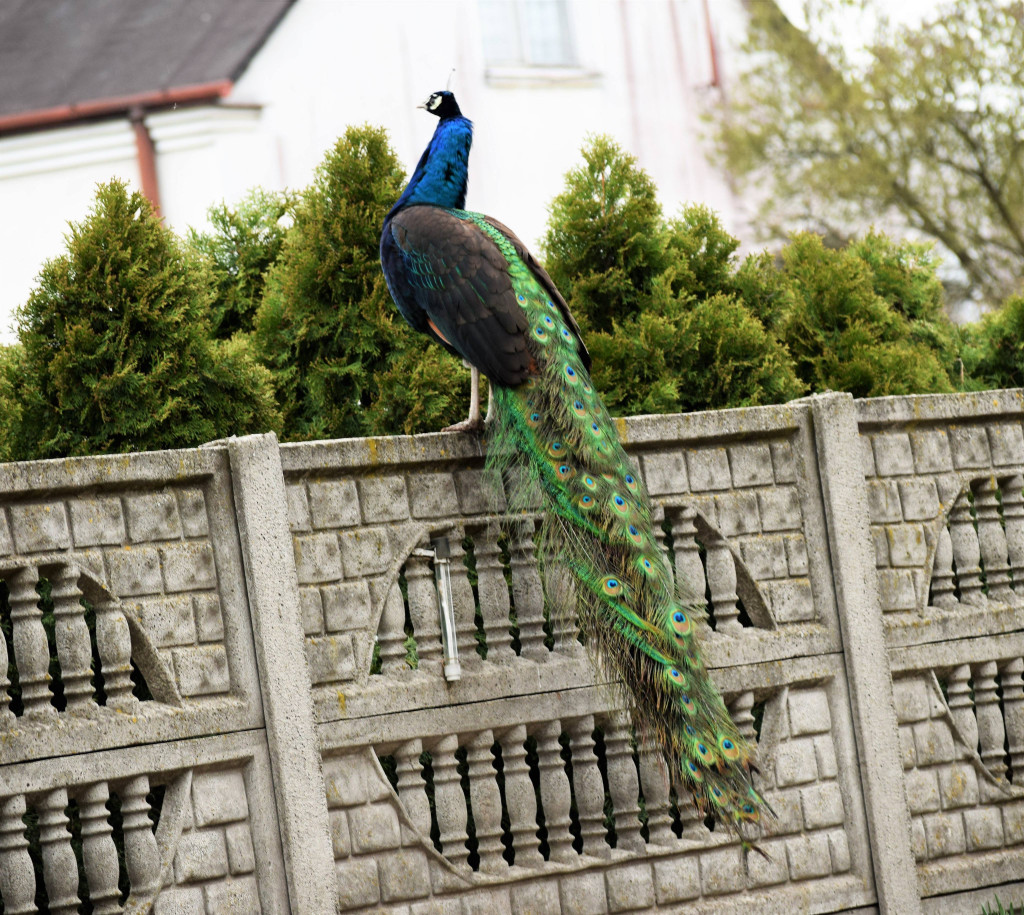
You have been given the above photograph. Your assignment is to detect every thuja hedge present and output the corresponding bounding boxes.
[3,181,279,461]
[1,132,1019,461]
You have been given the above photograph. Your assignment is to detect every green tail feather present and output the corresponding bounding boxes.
[474,216,770,834]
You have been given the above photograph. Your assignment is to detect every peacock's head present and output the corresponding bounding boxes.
[419,90,463,120]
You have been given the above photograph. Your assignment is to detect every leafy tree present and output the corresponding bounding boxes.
[188,188,293,339]
[732,228,964,397]
[7,180,279,460]
[675,295,807,410]
[253,125,468,439]
[715,0,1024,304]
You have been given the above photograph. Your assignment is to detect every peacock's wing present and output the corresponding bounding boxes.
[477,214,591,372]
[381,205,535,386]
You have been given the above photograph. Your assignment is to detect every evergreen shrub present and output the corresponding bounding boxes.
[253,124,469,439]
[7,180,279,460]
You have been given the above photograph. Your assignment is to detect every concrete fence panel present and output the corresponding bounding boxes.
[2,390,1023,914]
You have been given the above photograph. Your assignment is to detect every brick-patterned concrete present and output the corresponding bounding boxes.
[3,392,1024,915]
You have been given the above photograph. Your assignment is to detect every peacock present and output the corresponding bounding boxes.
[380,90,769,836]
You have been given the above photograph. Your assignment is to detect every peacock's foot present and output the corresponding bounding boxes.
[443,416,486,433]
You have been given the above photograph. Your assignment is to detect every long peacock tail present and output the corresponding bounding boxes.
[469,214,770,834]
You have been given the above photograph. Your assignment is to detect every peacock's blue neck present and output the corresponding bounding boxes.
[389,115,473,216]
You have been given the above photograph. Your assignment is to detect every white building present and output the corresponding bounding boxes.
[0,0,750,342]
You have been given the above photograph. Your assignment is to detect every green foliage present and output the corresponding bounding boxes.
[543,136,669,333]
[544,136,806,414]
[253,124,468,439]
[962,294,1024,389]
[664,205,741,300]
[584,290,805,416]
[543,135,970,413]
[982,896,1024,915]
[846,232,946,323]
[7,181,279,460]
[0,345,24,463]
[5,122,1020,462]
[775,233,959,397]
[675,295,806,410]
[731,250,790,331]
[188,187,293,338]
[364,345,471,436]
[714,0,1024,304]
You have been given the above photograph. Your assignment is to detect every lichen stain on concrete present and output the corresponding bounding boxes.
[947,769,966,802]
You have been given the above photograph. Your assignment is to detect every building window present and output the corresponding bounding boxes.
[479,0,576,68]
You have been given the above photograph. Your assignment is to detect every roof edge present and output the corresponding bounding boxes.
[226,0,296,84]
[0,80,234,136]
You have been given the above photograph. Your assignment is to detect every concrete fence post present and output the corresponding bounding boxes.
[809,393,921,915]
[226,433,338,914]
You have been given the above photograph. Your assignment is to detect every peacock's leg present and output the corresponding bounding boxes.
[443,363,485,432]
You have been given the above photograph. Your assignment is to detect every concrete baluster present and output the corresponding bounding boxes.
[38,788,80,915]
[650,505,670,563]
[1000,475,1024,592]
[0,794,37,915]
[706,539,742,633]
[48,565,94,709]
[508,520,548,660]
[496,725,543,867]
[120,775,161,897]
[376,581,409,673]
[974,661,1007,780]
[566,714,610,858]
[1000,659,1024,784]
[405,550,442,675]
[394,738,432,840]
[973,479,1014,602]
[93,595,136,708]
[532,720,575,862]
[79,781,122,914]
[429,734,470,868]
[0,623,12,722]
[547,562,581,656]
[602,712,645,852]
[947,664,979,752]
[447,528,481,665]
[473,523,515,662]
[669,506,707,606]
[949,498,986,606]
[637,744,676,846]
[465,729,508,873]
[729,691,758,746]
[930,525,959,609]
[8,566,56,717]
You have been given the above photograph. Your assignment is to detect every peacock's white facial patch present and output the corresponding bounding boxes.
[427,94,442,110]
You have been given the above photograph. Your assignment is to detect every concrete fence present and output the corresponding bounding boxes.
[1,390,1024,915]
